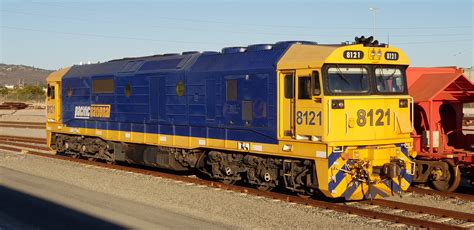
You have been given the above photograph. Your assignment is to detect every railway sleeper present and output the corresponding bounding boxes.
[51,133,319,195]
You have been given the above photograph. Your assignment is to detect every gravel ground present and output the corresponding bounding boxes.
[0,127,45,139]
[0,151,377,229]
[0,109,46,138]
[0,109,46,123]
[385,190,474,214]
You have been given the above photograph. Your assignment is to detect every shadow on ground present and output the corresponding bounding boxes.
[0,185,126,230]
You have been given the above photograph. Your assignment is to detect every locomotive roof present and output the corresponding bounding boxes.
[58,41,408,80]
[61,41,323,79]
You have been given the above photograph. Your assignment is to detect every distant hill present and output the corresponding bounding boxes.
[0,64,52,86]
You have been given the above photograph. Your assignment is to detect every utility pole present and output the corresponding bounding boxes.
[369,7,379,38]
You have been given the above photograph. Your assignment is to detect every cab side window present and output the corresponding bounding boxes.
[284,74,294,99]
[298,76,311,99]
[312,71,321,95]
[47,85,55,99]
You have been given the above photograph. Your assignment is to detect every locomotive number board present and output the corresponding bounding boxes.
[385,52,399,61]
[343,50,364,59]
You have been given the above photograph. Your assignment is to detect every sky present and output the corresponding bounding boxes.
[0,0,473,70]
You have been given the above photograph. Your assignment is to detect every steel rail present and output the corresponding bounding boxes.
[0,124,44,129]
[408,187,474,203]
[0,140,50,151]
[0,135,46,144]
[363,199,474,222]
[0,121,46,126]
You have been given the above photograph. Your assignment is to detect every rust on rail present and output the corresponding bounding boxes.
[408,187,474,203]
[364,199,474,222]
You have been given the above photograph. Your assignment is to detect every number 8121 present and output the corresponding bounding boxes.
[296,111,322,126]
[357,108,390,127]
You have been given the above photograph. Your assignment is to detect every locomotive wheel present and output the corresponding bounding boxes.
[297,188,318,198]
[431,160,461,192]
[296,192,311,199]
[256,184,273,192]
[221,178,237,185]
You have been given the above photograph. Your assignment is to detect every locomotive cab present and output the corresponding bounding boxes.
[277,40,416,199]
[45,67,69,147]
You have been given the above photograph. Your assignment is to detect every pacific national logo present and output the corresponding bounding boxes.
[74,104,111,119]
[74,106,90,119]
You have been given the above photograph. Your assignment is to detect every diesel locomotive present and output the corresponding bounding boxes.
[46,37,416,200]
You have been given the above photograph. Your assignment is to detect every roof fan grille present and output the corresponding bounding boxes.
[246,44,273,52]
[221,47,247,54]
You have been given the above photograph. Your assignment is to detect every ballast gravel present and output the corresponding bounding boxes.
[385,190,474,214]
[0,151,393,229]
[0,109,46,139]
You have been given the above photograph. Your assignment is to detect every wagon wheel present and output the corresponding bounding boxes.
[431,160,461,192]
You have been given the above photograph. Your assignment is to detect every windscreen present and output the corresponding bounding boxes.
[327,67,369,93]
[375,68,405,93]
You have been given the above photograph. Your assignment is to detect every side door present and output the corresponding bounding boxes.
[294,69,323,140]
[46,82,61,122]
[279,71,296,139]
[149,76,166,121]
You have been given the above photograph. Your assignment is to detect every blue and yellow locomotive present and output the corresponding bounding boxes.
[46,37,416,200]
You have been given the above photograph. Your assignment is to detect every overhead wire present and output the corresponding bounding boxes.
[1,9,471,40]
[0,25,230,45]
[2,3,472,49]
[23,2,474,30]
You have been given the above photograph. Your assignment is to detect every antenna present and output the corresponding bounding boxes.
[387,33,390,46]
[369,7,379,38]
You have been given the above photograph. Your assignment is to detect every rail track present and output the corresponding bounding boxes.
[0,121,45,129]
[408,187,474,202]
[0,135,473,229]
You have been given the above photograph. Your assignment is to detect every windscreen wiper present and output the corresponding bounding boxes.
[335,65,351,85]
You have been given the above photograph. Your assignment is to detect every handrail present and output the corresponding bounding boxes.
[394,112,398,133]
[345,112,349,135]
[327,99,331,135]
